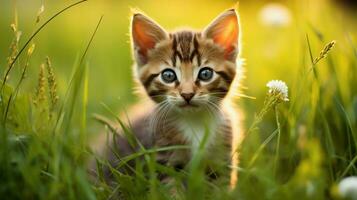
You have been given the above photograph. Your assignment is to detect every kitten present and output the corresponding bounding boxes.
[98,8,244,188]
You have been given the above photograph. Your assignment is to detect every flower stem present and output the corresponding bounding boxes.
[274,105,281,176]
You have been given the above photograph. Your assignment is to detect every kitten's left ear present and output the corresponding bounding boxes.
[203,9,239,61]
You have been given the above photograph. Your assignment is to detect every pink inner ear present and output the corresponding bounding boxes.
[133,20,156,56]
[212,15,239,58]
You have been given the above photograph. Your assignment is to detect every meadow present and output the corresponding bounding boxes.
[0,0,356,199]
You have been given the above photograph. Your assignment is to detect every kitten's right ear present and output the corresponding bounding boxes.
[131,13,168,65]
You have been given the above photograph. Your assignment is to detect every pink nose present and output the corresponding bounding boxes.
[181,93,194,103]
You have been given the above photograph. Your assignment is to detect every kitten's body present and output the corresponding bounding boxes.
[95,8,244,188]
[100,98,243,184]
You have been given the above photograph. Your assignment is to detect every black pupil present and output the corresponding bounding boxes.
[162,69,176,83]
[199,68,213,81]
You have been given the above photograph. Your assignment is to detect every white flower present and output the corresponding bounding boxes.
[338,176,357,199]
[266,80,289,102]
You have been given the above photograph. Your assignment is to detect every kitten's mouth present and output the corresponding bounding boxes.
[178,102,198,108]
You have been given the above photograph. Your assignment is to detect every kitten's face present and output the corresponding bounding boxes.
[131,9,239,112]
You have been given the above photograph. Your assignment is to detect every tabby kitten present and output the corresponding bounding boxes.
[103,8,243,188]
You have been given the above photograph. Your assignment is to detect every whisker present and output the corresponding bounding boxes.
[205,100,224,117]
[235,93,256,99]
[208,91,256,100]
[150,100,170,133]
[202,103,217,119]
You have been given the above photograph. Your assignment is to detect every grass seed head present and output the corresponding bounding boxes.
[313,40,336,64]
[10,23,16,32]
[35,64,47,104]
[46,56,58,108]
[36,4,45,23]
[27,43,36,56]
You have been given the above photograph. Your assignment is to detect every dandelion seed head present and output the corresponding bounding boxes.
[338,176,357,199]
[266,80,289,102]
[259,3,291,27]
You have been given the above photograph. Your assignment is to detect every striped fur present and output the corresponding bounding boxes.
[101,8,243,188]
[135,29,237,102]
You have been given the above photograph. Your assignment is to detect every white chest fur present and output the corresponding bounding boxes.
[177,111,220,155]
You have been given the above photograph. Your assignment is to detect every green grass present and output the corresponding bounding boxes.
[0,0,357,199]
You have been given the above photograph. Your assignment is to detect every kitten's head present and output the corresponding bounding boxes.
[130,9,240,112]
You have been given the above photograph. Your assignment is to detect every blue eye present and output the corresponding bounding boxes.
[198,67,213,81]
[161,69,177,83]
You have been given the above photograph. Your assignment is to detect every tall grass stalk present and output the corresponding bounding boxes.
[0,0,87,93]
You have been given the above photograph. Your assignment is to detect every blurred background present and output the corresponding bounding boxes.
[1,1,357,199]
[0,0,356,133]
